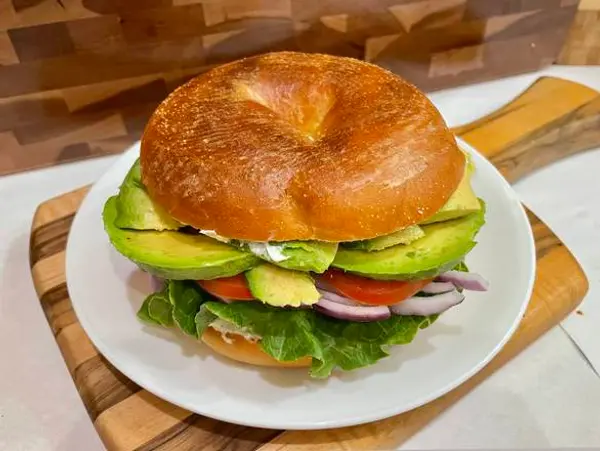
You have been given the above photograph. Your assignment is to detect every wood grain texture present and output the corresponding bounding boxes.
[29,75,593,450]
[558,0,600,65]
[453,76,600,182]
[0,0,582,175]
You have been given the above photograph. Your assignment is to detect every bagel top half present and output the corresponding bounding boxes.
[140,51,465,242]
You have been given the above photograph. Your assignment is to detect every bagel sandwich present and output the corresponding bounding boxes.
[103,51,489,378]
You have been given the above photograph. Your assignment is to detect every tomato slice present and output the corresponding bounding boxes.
[197,274,254,300]
[317,269,431,306]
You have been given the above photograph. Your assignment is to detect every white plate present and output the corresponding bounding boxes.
[66,138,535,430]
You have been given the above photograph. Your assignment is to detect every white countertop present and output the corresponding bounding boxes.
[1,66,599,450]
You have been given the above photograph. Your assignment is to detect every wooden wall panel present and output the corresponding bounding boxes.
[558,0,600,65]
[0,0,586,174]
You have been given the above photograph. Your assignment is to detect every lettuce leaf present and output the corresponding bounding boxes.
[138,280,206,333]
[168,280,204,336]
[138,280,437,378]
[139,290,174,327]
[196,301,435,378]
[137,295,161,325]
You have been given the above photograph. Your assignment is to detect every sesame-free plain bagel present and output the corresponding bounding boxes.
[140,51,465,242]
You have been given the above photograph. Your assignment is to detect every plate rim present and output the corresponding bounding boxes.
[65,137,537,430]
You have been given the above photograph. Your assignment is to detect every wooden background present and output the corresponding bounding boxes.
[558,0,600,64]
[1,0,597,175]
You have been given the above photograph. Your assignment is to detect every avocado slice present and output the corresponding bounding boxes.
[332,200,486,280]
[421,157,480,225]
[245,263,320,307]
[114,159,182,231]
[272,241,338,273]
[342,225,425,252]
[113,160,337,274]
[103,196,260,280]
[233,240,338,273]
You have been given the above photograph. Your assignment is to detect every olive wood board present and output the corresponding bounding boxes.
[29,76,597,450]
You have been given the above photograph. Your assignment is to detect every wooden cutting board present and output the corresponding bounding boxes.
[29,76,597,451]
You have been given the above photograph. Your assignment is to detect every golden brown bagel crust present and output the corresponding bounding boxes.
[140,51,465,241]
[202,327,311,368]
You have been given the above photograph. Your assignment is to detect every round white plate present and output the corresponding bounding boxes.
[66,138,535,430]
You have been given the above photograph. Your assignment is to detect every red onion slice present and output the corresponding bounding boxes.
[315,297,390,322]
[390,291,465,316]
[420,281,456,294]
[437,271,489,291]
[149,275,165,292]
[317,289,359,306]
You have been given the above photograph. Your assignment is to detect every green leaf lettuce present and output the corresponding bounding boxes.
[138,280,437,378]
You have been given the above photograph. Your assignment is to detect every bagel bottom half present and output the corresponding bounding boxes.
[201,327,312,368]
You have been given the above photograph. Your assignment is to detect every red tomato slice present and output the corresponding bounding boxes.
[197,274,254,300]
[317,269,432,306]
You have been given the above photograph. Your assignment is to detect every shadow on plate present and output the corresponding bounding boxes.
[124,266,152,312]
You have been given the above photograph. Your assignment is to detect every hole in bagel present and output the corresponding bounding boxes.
[234,81,335,142]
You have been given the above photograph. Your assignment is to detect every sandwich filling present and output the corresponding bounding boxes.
[104,153,488,378]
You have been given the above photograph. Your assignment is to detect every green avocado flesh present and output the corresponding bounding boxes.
[342,225,425,251]
[112,160,336,273]
[245,263,320,307]
[103,196,259,279]
[332,200,486,280]
[276,241,338,273]
[421,158,480,225]
[114,159,182,231]
[232,240,338,273]
[341,158,480,251]
[106,155,485,281]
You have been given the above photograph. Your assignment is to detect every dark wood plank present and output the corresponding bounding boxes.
[30,213,75,266]
[75,355,143,421]
[0,95,69,131]
[140,415,280,451]
[0,39,207,98]
[66,14,125,54]
[119,4,206,44]
[8,22,75,62]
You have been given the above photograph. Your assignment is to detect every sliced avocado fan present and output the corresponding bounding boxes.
[103,196,260,280]
[332,200,486,280]
[107,156,486,281]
